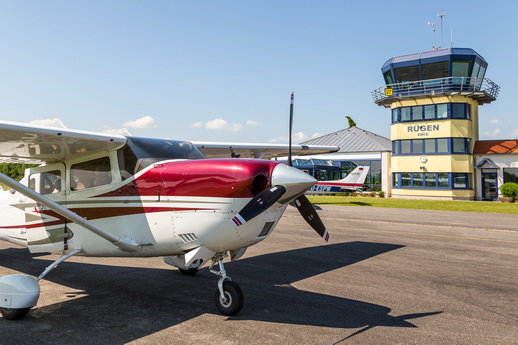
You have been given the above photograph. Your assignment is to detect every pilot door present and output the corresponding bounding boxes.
[25,163,70,253]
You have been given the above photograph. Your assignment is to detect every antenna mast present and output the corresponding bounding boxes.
[427,21,436,49]
[437,13,446,48]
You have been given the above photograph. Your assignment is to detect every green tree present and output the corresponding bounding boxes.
[0,163,37,181]
[346,116,356,128]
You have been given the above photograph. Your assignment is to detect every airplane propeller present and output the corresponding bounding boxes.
[232,92,329,242]
[293,194,329,241]
[231,186,286,226]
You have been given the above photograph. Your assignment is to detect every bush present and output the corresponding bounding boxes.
[379,191,385,198]
[500,182,518,199]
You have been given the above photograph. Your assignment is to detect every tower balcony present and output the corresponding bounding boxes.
[372,76,500,108]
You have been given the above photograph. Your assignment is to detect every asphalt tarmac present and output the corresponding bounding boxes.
[0,205,516,345]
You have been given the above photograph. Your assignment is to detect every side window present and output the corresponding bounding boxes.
[70,157,112,191]
[29,170,62,195]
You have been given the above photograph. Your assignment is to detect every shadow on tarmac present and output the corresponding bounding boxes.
[0,241,442,344]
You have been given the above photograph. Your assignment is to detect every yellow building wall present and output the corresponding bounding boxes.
[391,188,475,200]
[391,155,473,173]
[391,120,473,140]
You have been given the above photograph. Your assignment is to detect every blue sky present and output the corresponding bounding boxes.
[0,0,516,143]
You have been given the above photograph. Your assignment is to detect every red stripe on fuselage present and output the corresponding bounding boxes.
[315,182,363,187]
[0,206,214,230]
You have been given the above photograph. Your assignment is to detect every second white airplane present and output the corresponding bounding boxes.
[306,166,370,194]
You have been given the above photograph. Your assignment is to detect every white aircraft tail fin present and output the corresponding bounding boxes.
[338,166,370,189]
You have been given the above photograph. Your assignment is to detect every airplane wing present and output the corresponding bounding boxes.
[0,120,338,163]
[192,141,339,159]
[0,121,127,164]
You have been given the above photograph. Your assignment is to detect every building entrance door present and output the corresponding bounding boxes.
[482,172,498,201]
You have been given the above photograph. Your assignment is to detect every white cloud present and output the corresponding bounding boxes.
[122,116,157,129]
[101,128,131,136]
[190,121,202,128]
[489,119,502,125]
[311,132,322,139]
[269,131,308,143]
[511,128,518,137]
[482,128,501,137]
[246,120,262,126]
[27,118,67,128]
[205,118,243,132]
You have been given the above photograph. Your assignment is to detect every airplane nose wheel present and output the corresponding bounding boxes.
[210,257,243,316]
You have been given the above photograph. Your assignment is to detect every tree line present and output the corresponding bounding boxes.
[0,163,37,181]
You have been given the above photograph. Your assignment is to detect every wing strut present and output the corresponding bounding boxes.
[0,172,141,253]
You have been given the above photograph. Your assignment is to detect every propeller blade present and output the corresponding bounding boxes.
[231,185,286,226]
[294,195,329,242]
[288,92,294,167]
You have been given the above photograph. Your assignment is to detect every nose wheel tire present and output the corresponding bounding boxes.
[1,307,31,320]
[214,281,243,316]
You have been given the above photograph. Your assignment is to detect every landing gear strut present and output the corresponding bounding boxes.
[209,255,243,316]
[0,249,82,320]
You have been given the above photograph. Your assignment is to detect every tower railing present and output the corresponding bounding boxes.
[372,76,500,106]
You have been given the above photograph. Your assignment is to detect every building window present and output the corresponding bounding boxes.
[452,138,468,153]
[392,138,469,155]
[425,173,436,187]
[392,172,472,190]
[401,173,411,187]
[422,61,449,80]
[437,138,449,153]
[401,140,411,154]
[394,65,420,83]
[452,61,472,78]
[504,168,518,183]
[391,103,470,123]
[401,107,411,121]
[437,104,448,119]
[438,173,449,188]
[413,173,424,187]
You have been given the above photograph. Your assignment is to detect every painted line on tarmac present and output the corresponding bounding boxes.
[285,213,517,234]
[282,216,518,244]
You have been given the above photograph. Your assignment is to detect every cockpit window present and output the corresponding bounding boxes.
[70,157,112,191]
[117,137,205,178]
[29,170,62,195]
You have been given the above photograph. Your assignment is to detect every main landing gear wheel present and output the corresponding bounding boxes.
[1,307,30,320]
[214,280,243,316]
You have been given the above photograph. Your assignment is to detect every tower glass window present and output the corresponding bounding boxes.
[452,61,472,77]
[422,61,448,80]
[394,66,420,83]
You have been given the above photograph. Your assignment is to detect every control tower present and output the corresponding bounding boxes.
[372,48,500,199]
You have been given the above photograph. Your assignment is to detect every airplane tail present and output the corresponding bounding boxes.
[335,165,370,190]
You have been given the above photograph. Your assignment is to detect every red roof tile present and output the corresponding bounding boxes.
[474,140,518,154]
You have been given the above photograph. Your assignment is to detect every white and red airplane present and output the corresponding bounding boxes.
[306,166,370,194]
[0,120,338,320]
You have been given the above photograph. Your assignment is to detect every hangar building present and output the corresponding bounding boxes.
[295,126,391,193]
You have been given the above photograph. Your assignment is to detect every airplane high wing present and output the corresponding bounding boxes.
[192,141,339,159]
[0,120,333,320]
[0,120,127,164]
[0,121,338,163]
